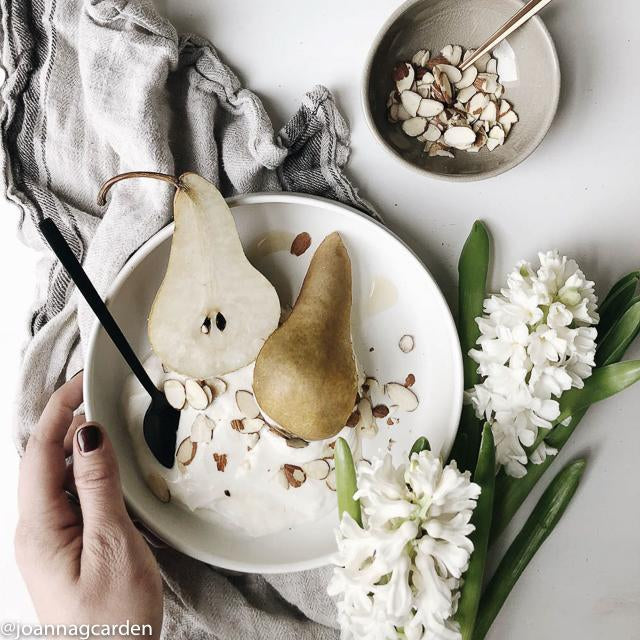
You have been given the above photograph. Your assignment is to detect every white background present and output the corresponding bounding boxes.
[1,0,639,637]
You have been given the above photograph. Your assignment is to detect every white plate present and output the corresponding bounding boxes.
[84,192,462,573]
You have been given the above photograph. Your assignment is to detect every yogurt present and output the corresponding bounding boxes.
[122,354,359,537]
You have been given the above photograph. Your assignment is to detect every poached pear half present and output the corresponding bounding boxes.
[148,172,280,379]
[253,232,358,441]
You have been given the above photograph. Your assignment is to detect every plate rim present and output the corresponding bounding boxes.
[84,191,463,573]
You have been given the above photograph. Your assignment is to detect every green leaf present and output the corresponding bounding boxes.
[409,436,430,457]
[556,360,640,423]
[473,460,586,640]
[597,271,640,341]
[596,298,640,366]
[455,425,495,640]
[449,221,490,472]
[334,437,362,526]
[490,409,586,541]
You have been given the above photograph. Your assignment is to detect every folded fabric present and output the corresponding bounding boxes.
[0,0,375,637]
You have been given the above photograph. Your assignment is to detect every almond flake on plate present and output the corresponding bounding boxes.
[191,414,214,442]
[385,382,419,412]
[185,379,209,410]
[235,390,260,419]
[283,464,306,488]
[164,379,186,410]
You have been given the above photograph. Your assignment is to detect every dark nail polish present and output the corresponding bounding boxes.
[77,424,102,453]
[70,369,84,380]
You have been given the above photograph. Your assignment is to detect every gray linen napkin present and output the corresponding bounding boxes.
[0,0,375,637]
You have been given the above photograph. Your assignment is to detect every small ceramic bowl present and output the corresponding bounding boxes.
[362,0,560,181]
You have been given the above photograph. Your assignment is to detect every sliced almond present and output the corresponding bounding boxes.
[239,417,265,434]
[185,379,209,410]
[493,83,504,99]
[209,377,227,396]
[397,104,411,121]
[427,142,454,158]
[235,390,260,419]
[444,126,476,149]
[423,123,442,142]
[433,68,453,104]
[203,384,213,404]
[283,464,306,488]
[489,124,505,141]
[164,380,186,410]
[455,65,477,90]
[486,57,498,74]
[191,414,214,442]
[147,473,170,503]
[405,373,416,387]
[416,84,432,99]
[400,90,422,117]
[434,63,462,84]
[474,73,499,94]
[364,376,381,397]
[468,92,489,116]
[302,459,330,480]
[426,55,449,69]
[402,116,427,137]
[176,437,197,465]
[416,70,435,85]
[411,49,430,66]
[417,98,444,118]
[479,101,497,122]
[394,62,414,92]
[457,85,477,104]
[356,397,377,437]
[399,334,415,353]
[326,468,337,491]
[385,382,419,412]
[500,109,519,126]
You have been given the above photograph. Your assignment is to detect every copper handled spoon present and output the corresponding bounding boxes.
[460,0,554,71]
[39,217,179,468]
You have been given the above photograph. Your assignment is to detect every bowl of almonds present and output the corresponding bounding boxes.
[363,0,560,180]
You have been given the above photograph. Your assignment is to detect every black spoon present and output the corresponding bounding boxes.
[39,217,179,468]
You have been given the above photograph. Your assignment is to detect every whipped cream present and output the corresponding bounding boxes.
[122,354,360,537]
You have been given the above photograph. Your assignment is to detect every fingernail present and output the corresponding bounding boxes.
[76,423,102,454]
[70,369,83,380]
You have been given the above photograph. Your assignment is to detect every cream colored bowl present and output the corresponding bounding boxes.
[362,0,560,180]
[84,193,463,573]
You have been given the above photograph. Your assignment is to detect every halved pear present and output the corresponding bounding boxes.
[253,232,358,441]
[148,172,280,378]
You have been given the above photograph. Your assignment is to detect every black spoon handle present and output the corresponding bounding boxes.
[39,218,159,400]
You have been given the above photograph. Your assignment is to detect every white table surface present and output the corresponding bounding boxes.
[1,0,639,637]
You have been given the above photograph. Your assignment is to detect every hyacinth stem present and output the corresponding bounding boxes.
[455,425,495,640]
[491,271,640,542]
[473,460,586,640]
[449,221,490,472]
[334,438,362,527]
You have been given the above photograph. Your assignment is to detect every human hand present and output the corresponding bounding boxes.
[15,373,163,638]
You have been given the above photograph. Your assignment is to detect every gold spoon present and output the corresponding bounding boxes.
[461,0,554,71]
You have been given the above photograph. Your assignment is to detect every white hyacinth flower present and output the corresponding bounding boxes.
[468,251,598,477]
[328,451,480,640]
